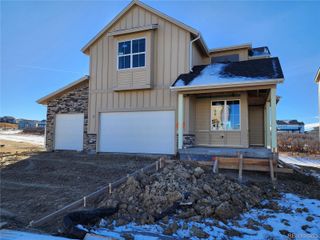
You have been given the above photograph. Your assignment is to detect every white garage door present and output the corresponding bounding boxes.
[55,113,84,151]
[99,111,175,154]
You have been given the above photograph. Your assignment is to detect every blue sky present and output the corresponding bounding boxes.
[1,0,319,124]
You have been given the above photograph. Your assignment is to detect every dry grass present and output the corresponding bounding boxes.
[278,132,320,154]
[0,122,18,129]
[0,139,44,155]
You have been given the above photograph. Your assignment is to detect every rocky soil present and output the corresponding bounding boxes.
[98,161,280,227]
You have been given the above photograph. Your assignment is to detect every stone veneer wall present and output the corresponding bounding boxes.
[45,82,96,152]
[183,134,195,148]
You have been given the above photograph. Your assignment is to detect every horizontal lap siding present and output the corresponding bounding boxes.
[88,5,190,133]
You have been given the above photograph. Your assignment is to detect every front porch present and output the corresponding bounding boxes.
[177,86,278,156]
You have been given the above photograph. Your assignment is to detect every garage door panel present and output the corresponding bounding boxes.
[99,111,175,154]
[55,114,84,151]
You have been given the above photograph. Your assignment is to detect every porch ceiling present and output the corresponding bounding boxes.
[247,89,269,106]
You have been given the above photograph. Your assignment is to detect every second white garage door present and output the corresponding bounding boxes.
[99,111,175,154]
[55,113,84,151]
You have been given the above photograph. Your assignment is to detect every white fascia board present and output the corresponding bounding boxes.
[170,78,284,92]
[37,75,89,105]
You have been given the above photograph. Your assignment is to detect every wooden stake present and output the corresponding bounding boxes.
[83,197,87,207]
[269,154,276,182]
[238,153,243,182]
[213,159,219,173]
[108,183,112,194]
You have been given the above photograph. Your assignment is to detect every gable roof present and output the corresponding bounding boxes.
[81,0,208,55]
[171,57,284,91]
[315,67,320,83]
[37,75,89,105]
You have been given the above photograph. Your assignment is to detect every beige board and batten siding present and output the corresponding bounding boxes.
[193,92,249,147]
[88,5,191,134]
[192,43,210,66]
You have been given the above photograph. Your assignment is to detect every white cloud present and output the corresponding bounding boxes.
[305,122,319,131]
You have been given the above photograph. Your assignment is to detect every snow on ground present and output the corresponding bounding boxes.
[279,154,320,168]
[0,230,72,240]
[84,193,320,240]
[0,130,44,146]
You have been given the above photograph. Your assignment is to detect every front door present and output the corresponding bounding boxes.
[248,106,264,146]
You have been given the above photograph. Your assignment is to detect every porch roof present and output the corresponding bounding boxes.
[171,57,284,91]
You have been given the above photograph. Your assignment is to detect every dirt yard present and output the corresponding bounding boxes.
[0,152,156,233]
[0,139,44,154]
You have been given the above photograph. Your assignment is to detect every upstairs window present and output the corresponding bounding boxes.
[118,38,146,70]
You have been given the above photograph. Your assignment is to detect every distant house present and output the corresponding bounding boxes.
[36,120,46,128]
[277,120,304,133]
[17,119,38,129]
[0,116,16,124]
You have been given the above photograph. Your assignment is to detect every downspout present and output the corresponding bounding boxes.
[189,34,201,72]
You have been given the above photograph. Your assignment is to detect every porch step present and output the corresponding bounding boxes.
[178,147,272,161]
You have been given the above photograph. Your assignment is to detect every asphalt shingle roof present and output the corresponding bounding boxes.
[172,57,284,88]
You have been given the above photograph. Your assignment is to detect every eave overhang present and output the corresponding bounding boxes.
[170,78,284,92]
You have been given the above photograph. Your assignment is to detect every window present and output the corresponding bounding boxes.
[211,100,240,131]
[118,38,146,70]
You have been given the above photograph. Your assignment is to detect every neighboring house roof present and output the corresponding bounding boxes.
[81,0,209,55]
[249,46,270,57]
[171,57,284,90]
[209,43,252,53]
[277,120,304,125]
[37,75,89,105]
[315,67,320,83]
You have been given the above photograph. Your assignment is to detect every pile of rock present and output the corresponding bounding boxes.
[98,161,273,226]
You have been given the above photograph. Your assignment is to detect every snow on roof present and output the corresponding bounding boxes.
[173,64,267,87]
[172,57,284,89]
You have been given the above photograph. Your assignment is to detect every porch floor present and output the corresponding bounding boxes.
[179,146,272,160]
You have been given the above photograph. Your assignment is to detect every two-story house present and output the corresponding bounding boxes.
[37,0,284,156]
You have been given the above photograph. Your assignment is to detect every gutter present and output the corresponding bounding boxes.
[170,78,284,92]
[189,34,201,72]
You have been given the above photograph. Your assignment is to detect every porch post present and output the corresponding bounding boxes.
[265,101,271,148]
[178,93,184,149]
[270,87,277,152]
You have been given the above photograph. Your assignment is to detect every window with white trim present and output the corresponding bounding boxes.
[118,38,146,70]
[211,100,240,131]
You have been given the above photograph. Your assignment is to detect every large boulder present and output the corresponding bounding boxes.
[191,225,209,239]
[193,167,205,178]
[215,201,236,220]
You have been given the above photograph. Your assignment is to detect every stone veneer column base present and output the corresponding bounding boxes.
[85,134,97,153]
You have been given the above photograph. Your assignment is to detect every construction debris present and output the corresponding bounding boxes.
[97,161,278,226]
